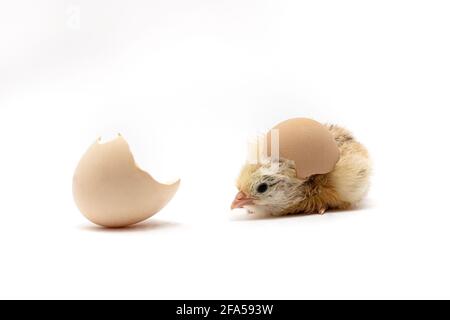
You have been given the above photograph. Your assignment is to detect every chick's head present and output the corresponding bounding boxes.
[231,159,306,215]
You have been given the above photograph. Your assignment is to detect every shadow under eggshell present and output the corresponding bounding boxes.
[72,136,180,228]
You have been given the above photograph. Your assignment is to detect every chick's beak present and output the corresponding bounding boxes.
[231,191,255,209]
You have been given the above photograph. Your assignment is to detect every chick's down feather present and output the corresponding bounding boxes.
[233,124,371,216]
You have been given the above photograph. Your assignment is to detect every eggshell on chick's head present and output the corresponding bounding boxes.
[73,135,180,228]
[267,118,340,179]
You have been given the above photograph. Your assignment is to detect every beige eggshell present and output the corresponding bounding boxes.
[73,135,180,228]
[267,118,340,179]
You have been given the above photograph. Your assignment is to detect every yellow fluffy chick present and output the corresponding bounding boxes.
[231,124,371,216]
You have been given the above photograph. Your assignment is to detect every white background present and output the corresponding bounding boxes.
[1,0,450,299]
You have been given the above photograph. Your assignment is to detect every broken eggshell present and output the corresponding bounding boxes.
[267,118,340,179]
[73,135,180,228]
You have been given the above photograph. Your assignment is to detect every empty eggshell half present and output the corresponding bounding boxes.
[73,135,180,228]
[267,118,340,179]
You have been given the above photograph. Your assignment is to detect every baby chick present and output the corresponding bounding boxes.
[231,124,371,216]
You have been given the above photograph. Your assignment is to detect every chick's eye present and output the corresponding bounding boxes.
[256,183,268,193]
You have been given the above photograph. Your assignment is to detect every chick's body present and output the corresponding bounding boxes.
[233,124,371,216]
